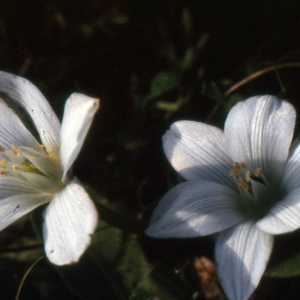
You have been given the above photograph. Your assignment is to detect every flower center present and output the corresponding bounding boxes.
[0,144,63,193]
[230,162,276,219]
[230,162,263,195]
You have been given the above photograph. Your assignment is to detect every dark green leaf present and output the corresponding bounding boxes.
[201,81,224,103]
[266,253,300,278]
[146,72,180,101]
[129,263,194,300]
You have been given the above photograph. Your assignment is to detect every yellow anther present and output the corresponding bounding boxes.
[11,145,21,157]
[0,145,4,152]
[233,162,241,171]
[0,170,8,177]
[230,162,264,195]
[254,168,261,177]
[0,159,7,169]
[230,169,239,176]
[240,163,248,169]
[230,162,242,176]
[239,178,249,192]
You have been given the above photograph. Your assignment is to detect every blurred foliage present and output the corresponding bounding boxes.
[2,0,300,299]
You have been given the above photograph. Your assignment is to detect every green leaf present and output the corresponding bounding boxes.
[89,220,151,292]
[129,263,194,300]
[201,81,224,103]
[146,71,180,101]
[266,253,300,278]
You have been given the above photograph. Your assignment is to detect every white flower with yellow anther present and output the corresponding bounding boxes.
[0,71,99,265]
[146,95,300,300]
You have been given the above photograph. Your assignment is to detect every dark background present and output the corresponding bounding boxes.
[1,1,300,299]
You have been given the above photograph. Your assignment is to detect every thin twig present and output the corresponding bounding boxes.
[224,62,300,97]
[205,62,300,123]
[15,256,44,300]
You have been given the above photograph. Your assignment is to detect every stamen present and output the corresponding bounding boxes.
[230,162,264,195]
[0,170,8,177]
[11,145,21,157]
[233,162,241,171]
[12,164,19,174]
[39,144,47,155]
[230,169,240,176]
[254,168,261,177]
[238,177,249,192]
[240,163,248,168]
[0,145,4,152]
[244,170,251,182]
[0,159,7,169]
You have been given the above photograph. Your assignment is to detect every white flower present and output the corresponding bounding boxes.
[0,71,99,266]
[146,95,300,300]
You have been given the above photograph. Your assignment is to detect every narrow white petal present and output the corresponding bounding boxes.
[257,187,300,234]
[0,193,51,231]
[225,96,295,187]
[43,178,98,265]
[0,177,46,198]
[146,180,245,238]
[0,100,40,150]
[0,71,60,155]
[19,171,63,194]
[60,93,99,181]
[20,146,61,179]
[163,121,234,186]
[216,222,273,300]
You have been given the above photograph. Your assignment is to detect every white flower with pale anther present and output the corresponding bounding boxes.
[146,95,300,300]
[0,71,99,265]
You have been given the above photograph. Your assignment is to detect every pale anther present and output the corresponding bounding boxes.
[244,170,251,182]
[12,165,19,174]
[11,145,21,156]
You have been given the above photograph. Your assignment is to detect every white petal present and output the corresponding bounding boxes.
[216,222,273,300]
[0,193,51,231]
[163,121,234,187]
[145,180,245,238]
[0,177,46,198]
[282,141,300,192]
[257,187,300,234]
[19,171,63,194]
[0,71,60,155]
[225,96,295,187]
[20,146,62,179]
[60,93,99,181]
[43,178,98,265]
[0,100,40,150]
